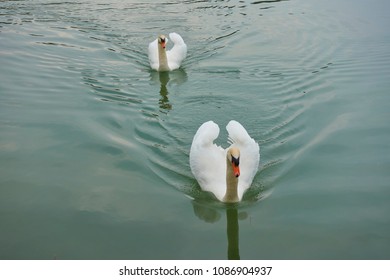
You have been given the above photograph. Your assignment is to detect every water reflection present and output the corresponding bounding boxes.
[158,72,171,111]
[191,200,248,260]
[226,207,240,260]
[149,69,188,112]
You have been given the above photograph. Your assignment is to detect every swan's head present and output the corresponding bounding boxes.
[158,35,167,49]
[227,147,240,178]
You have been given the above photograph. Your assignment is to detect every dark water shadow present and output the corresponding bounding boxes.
[226,207,241,260]
[251,0,288,5]
[149,69,188,112]
[191,200,248,260]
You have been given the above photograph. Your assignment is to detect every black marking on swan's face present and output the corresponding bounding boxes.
[231,155,240,167]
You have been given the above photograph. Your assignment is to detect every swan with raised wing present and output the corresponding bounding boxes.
[190,120,260,203]
[148,32,187,71]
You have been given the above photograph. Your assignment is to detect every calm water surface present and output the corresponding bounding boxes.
[1,0,389,259]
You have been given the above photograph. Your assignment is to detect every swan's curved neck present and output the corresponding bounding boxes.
[158,44,170,71]
[223,158,239,203]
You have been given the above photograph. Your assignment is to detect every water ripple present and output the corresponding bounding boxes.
[1,0,377,204]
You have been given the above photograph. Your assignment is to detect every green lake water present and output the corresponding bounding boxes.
[1,0,389,259]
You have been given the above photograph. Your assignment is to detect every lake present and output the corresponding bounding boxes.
[0,0,389,260]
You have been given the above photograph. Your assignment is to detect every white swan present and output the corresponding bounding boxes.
[190,120,260,203]
[148,32,187,71]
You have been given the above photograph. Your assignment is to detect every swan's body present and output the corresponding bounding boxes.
[148,33,187,71]
[190,120,260,203]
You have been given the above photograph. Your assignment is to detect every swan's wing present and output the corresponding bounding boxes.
[226,120,260,199]
[148,38,159,70]
[167,32,187,70]
[190,121,226,201]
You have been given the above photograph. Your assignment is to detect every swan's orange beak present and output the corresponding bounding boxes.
[161,41,166,49]
[232,162,240,177]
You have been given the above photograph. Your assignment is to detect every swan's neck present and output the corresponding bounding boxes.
[158,44,170,71]
[223,158,239,203]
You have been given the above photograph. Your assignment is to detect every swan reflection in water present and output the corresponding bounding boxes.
[149,69,187,112]
[191,200,249,260]
[190,185,270,259]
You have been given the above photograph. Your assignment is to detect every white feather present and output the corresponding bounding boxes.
[148,38,159,70]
